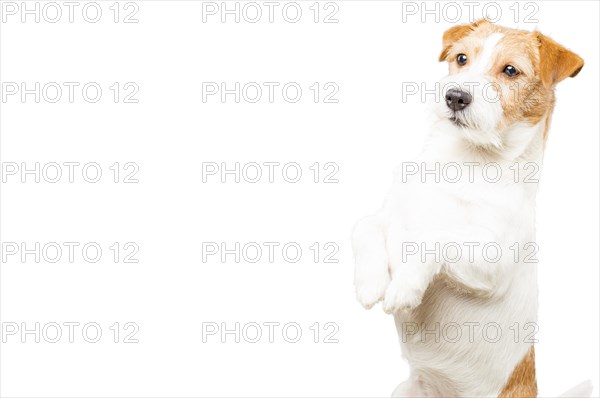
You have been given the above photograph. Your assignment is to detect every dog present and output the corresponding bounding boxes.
[352,19,589,397]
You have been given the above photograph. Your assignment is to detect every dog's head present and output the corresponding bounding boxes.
[436,19,583,147]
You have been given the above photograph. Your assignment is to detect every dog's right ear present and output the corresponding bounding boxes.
[535,32,584,87]
[439,19,489,62]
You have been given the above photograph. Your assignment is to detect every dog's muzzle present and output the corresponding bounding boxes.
[445,89,472,111]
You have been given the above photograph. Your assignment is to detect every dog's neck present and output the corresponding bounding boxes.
[422,117,547,166]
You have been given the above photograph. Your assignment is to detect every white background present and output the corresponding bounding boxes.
[0,1,598,397]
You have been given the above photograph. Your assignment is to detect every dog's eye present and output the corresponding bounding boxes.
[503,65,520,77]
[456,54,468,66]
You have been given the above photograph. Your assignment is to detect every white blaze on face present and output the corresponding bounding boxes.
[437,32,506,147]
[470,33,504,75]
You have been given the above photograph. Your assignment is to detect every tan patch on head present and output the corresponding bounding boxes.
[491,31,551,130]
[439,19,496,63]
[498,345,537,398]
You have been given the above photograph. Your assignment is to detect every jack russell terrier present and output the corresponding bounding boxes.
[352,20,589,397]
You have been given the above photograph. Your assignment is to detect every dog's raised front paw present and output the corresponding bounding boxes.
[355,277,389,310]
[382,279,424,314]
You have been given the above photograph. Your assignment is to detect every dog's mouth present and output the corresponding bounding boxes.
[449,113,469,128]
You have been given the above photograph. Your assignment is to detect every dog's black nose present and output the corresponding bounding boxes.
[445,89,472,111]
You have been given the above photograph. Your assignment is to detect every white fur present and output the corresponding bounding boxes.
[352,33,548,397]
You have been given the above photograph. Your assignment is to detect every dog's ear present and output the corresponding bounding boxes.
[439,19,489,62]
[535,32,584,87]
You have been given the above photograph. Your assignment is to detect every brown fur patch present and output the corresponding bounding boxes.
[492,31,552,129]
[498,345,537,398]
[536,32,584,87]
[438,19,490,61]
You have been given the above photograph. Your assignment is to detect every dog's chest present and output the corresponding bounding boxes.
[390,170,536,237]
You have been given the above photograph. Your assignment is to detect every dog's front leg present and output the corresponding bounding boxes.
[352,215,391,309]
[382,226,441,314]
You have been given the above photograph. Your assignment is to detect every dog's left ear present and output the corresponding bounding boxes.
[535,32,584,87]
[439,19,489,62]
